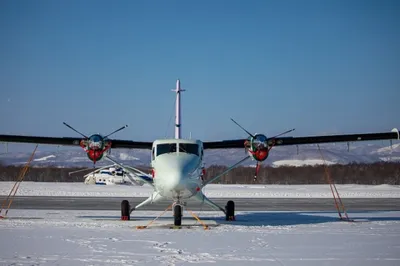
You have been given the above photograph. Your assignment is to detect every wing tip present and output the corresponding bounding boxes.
[391,128,399,140]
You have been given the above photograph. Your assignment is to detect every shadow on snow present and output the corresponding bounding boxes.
[77,210,400,227]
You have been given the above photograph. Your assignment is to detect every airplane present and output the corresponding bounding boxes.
[0,79,399,226]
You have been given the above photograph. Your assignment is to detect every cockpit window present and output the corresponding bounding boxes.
[156,143,199,156]
[156,143,177,156]
[179,143,199,156]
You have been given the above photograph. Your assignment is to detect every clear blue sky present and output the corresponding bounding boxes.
[1,0,399,143]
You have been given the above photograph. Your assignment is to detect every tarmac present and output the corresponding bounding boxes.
[2,196,400,212]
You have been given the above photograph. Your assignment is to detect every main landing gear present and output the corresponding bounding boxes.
[121,200,130,220]
[225,200,235,221]
[120,198,236,226]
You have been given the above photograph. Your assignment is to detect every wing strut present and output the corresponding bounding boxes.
[0,144,38,218]
[203,156,251,186]
[317,144,352,222]
[0,142,7,155]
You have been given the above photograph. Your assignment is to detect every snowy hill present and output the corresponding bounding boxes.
[1,141,399,168]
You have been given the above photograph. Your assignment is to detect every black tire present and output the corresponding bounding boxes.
[174,204,182,226]
[225,200,235,221]
[121,200,130,220]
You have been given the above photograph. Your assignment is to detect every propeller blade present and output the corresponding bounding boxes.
[63,122,88,138]
[104,125,128,138]
[253,162,261,182]
[270,128,295,139]
[230,118,255,138]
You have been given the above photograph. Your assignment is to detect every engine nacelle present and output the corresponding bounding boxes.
[80,134,112,163]
[244,134,271,162]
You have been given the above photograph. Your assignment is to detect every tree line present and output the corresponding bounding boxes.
[0,162,399,185]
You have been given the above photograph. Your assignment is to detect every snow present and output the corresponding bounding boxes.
[375,143,400,153]
[1,182,400,198]
[33,154,56,161]
[380,156,400,161]
[272,159,336,167]
[118,152,139,161]
[0,209,399,265]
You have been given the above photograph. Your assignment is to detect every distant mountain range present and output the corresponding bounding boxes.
[1,142,399,168]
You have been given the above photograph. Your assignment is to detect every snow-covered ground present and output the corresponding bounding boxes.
[0,181,400,198]
[0,209,399,265]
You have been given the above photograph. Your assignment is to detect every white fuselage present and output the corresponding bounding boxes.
[150,139,204,200]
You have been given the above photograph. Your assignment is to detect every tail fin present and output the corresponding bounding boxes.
[172,79,185,139]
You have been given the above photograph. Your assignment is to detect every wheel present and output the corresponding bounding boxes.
[121,200,130,220]
[225,200,235,221]
[174,204,182,226]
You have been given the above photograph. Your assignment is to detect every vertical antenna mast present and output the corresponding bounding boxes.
[172,79,185,139]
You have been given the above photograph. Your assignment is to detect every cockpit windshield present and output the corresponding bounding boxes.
[179,143,199,156]
[156,143,199,157]
[89,134,103,142]
[156,143,177,156]
[88,134,104,149]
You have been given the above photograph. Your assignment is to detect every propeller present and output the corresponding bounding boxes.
[62,122,128,166]
[230,118,295,140]
[63,122,88,138]
[229,118,296,182]
[63,122,128,139]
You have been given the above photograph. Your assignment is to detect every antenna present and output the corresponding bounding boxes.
[172,79,186,139]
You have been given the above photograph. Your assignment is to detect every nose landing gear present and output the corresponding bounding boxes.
[173,203,183,226]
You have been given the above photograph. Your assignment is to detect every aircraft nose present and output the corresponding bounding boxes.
[163,171,185,192]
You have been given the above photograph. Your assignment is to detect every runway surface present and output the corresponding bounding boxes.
[2,196,400,211]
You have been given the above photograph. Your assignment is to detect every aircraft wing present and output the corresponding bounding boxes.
[203,129,400,149]
[0,134,153,149]
[111,139,152,149]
